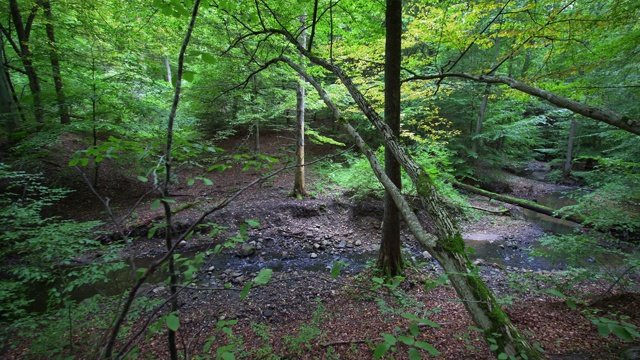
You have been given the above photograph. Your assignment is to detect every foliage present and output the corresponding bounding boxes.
[0,164,126,357]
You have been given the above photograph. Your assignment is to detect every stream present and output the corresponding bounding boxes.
[33,192,585,311]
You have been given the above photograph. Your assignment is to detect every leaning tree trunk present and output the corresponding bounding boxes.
[272,51,543,359]
[563,117,577,178]
[43,0,70,125]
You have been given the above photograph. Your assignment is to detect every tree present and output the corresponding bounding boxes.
[42,0,70,124]
[378,0,403,276]
[292,13,307,197]
[5,0,44,123]
[0,35,19,134]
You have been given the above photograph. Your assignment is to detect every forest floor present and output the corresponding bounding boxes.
[4,130,640,359]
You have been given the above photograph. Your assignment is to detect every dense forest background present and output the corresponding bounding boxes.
[1,0,639,358]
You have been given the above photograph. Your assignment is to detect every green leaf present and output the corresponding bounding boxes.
[166,313,180,331]
[382,333,397,345]
[200,177,214,186]
[597,323,611,337]
[240,281,252,300]
[398,335,415,346]
[498,353,508,360]
[220,352,235,360]
[331,261,342,279]
[409,322,419,336]
[69,158,79,166]
[490,344,499,351]
[203,337,214,352]
[373,342,390,359]
[254,268,272,285]
[152,199,161,211]
[137,175,148,183]
[612,325,634,341]
[187,178,195,186]
[182,70,196,82]
[246,219,260,228]
[566,299,576,310]
[414,341,439,356]
[408,348,422,360]
[202,53,216,64]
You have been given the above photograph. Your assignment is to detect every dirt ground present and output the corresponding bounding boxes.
[3,130,640,359]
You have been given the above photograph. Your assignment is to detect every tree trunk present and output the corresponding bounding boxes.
[563,118,577,178]
[252,74,260,153]
[43,0,70,125]
[452,180,585,224]
[0,38,19,134]
[164,55,172,86]
[9,0,44,124]
[273,53,543,359]
[472,85,490,155]
[379,0,403,276]
[292,14,307,197]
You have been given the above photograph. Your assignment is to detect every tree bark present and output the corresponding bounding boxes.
[379,0,403,276]
[451,180,585,224]
[9,0,44,124]
[42,0,70,125]
[292,14,307,197]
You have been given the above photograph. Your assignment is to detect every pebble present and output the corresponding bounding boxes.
[310,253,318,258]
[336,240,346,248]
[355,240,362,246]
[422,251,432,259]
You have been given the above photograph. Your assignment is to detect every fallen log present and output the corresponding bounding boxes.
[452,181,585,224]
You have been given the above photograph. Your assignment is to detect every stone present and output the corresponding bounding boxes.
[322,240,330,247]
[178,240,187,247]
[310,253,318,259]
[263,309,274,318]
[208,266,215,271]
[355,240,362,246]
[237,244,256,257]
[346,242,354,248]
[422,251,432,260]
[336,240,346,248]
[313,243,321,249]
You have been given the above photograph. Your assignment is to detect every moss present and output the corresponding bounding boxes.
[440,232,466,254]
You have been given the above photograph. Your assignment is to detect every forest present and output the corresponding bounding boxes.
[1,0,639,359]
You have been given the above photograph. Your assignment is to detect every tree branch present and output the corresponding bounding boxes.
[404,72,640,135]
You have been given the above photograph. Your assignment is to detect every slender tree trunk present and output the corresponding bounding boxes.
[42,0,70,125]
[472,85,490,155]
[379,0,403,276]
[9,0,44,124]
[0,38,19,134]
[472,37,500,155]
[563,117,577,178]
[252,74,260,153]
[292,14,307,197]
[164,55,172,86]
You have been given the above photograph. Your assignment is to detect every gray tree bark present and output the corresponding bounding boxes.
[292,14,307,197]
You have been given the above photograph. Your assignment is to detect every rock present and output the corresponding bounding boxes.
[232,276,244,284]
[355,240,362,246]
[322,240,330,247]
[237,244,256,257]
[231,271,243,278]
[346,242,354,248]
[208,266,215,271]
[313,243,321,249]
[336,240,346,248]
[422,251,432,260]
[310,253,318,259]
[263,309,274,318]
[178,240,187,247]
[472,259,484,266]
